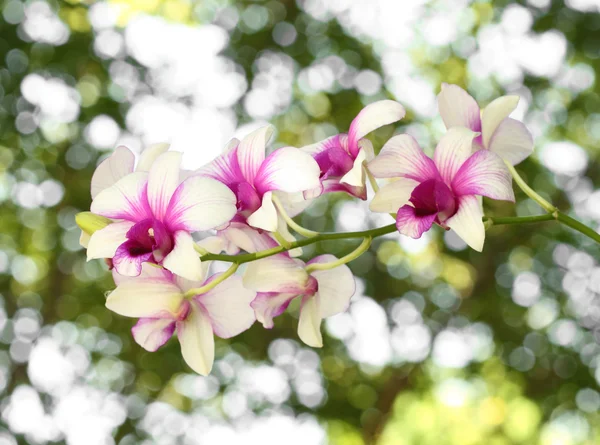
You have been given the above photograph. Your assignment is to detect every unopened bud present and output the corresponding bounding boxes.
[75,212,112,236]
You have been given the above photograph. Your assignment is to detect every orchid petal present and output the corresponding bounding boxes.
[301,134,346,155]
[445,195,485,252]
[307,255,356,318]
[86,221,133,260]
[177,303,215,375]
[91,172,151,221]
[488,118,534,165]
[79,231,90,249]
[167,175,236,232]
[136,143,170,172]
[91,146,135,199]
[347,100,406,155]
[339,149,367,187]
[147,151,182,220]
[247,191,278,232]
[298,294,323,348]
[367,134,438,181]
[196,275,255,338]
[132,317,176,352]
[237,126,273,183]
[277,215,303,257]
[220,222,278,253]
[482,95,519,148]
[437,84,481,131]
[254,147,321,194]
[162,231,205,281]
[452,150,515,201]
[243,254,309,293]
[276,191,313,218]
[251,292,297,329]
[433,127,478,184]
[198,141,242,188]
[369,178,418,213]
[395,205,437,239]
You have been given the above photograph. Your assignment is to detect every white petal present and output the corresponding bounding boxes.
[177,303,215,375]
[237,125,273,183]
[433,127,478,184]
[132,318,175,352]
[452,150,515,201]
[307,255,356,318]
[445,195,485,252]
[136,143,170,172]
[437,83,481,131]
[482,95,519,149]
[79,231,90,248]
[247,191,278,232]
[243,254,309,293]
[91,146,135,199]
[298,295,323,348]
[254,147,321,194]
[369,178,418,213]
[347,100,405,150]
[91,172,151,221]
[147,151,182,220]
[162,231,206,281]
[167,175,236,232]
[251,292,296,329]
[196,275,255,338]
[220,222,278,253]
[488,118,534,165]
[275,191,313,218]
[339,149,367,187]
[87,221,134,260]
[367,134,437,181]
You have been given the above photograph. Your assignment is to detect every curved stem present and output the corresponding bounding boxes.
[272,194,320,238]
[184,263,239,298]
[557,211,600,244]
[364,164,380,193]
[483,214,555,227]
[272,231,292,249]
[305,237,372,273]
[506,162,556,213]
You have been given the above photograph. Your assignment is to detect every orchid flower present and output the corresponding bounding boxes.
[199,126,321,232]
[437,83,533,165]
[301,100,405,200]
[368,127,515,251]
[86,150,237,281]
[106,263,255,375]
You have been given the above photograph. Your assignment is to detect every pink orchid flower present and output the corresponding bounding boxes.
[86,150,237,281]
[368,127,515,251]
[106,264,255,375]
[438,83,533,165]
[199,126,321,232]
[301,100,405,200]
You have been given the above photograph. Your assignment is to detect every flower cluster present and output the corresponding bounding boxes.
[78,85,533,374]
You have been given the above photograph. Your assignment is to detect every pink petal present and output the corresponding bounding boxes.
[236,126,273,183]
[91,146,135,199]
[90,172,152,221]
[195,275,255,338]
[433,127,478,185]
[307,255,356,318]
[197,139,243,188]
[147,151,182,220]
[86,221,134,260]
[395,205,437,239]
[254,147,321,195]
[369,178,418,213]
[347,100,406,156]
[298,294,323,347]
[243,254,309,294]
[481,95,519,149]
[437,83,481,132]
[251,292,297,329]
[177,302,214,375]
[132,317,176,352]
[445,195,485,251]
[367,134,438,181]
[167,175,237,232]
[136,143,170,172]
[452,150,515,201]
[162,231,205,281]
[488,118,533,165]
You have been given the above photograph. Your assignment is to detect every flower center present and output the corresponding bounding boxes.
[236,181,262,216]
[409,179,457,223]
[125,219,174,262]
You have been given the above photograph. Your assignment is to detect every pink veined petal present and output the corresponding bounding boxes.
[395,205,437,239]
[167,175,237,232]
[86,221,134,260]
[369,178,418,213]
[433,127,479,185]
[251,292,297,329]
[177,302,215,375]
[298,294,323,348]
[243,254,309,294]
[320,179,367,200]
[132,317,176,352]
[197,140,243,188]
[90,172,152,221]
[481,95,519,149]
[367,134,438,181]
[236,125,273,183]
[445,195,485,252]
[91,146,135,199]
[437,83,482,132]
[195,275,256,338]
[136,143,170,172]
[339,149,367,187]
[147,151,182,220]
[452,150,515,201]
[254,147,321,195]
[247,191,278,232]
[162,231,205,281]
[347,100,406,156]
[112,244,152,277]
[307,255,356,318]
[300,134,349,156]
[487,117,534,166]
[219,222,278,253]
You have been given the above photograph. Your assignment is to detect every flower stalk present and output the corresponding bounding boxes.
[184,263,239,298]
[305,237,372,273]
[272,194,320,238]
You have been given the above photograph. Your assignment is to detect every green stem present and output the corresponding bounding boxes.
[184,263,239,297]
[305,237,372,273]
[483,214,555,226]
[506,162,556,213]
[364,164,380,193]
[272,194,320,238]
[557,211,600,244]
